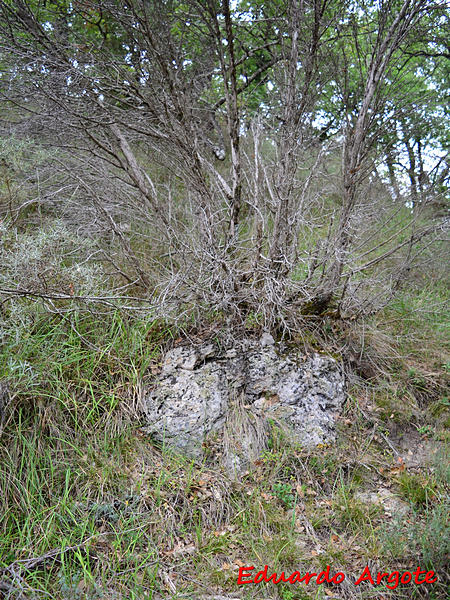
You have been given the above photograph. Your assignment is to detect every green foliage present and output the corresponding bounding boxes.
[272,482,295,508]
[279,587,314,600]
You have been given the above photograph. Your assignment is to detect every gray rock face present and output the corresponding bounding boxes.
[144,339,345,474]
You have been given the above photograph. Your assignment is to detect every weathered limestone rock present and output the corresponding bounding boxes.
[355,488,410,517]
[144,338,345,474]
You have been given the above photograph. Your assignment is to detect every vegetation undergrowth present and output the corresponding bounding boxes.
[0,280,448,599]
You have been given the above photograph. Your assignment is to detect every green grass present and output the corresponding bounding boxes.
[397,472,437,508]
[0,310,175,598]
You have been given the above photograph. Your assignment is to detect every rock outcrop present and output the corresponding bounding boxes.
[143,337,345,475]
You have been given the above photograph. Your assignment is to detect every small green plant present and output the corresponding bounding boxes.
[261,448,282,463]
[280,586,313,600]
[272,482,295,508]
[414,423,434,436]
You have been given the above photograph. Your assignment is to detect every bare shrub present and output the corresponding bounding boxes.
[0,0,447,334]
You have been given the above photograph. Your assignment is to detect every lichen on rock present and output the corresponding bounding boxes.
[144,337,345,476]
